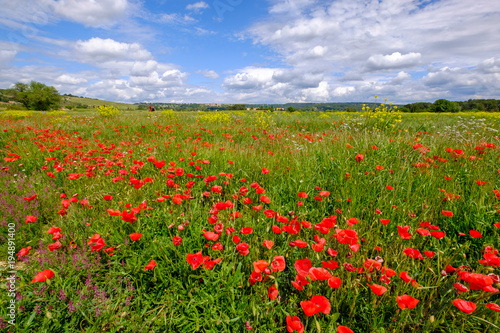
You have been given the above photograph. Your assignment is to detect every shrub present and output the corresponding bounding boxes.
[95,105,119,117]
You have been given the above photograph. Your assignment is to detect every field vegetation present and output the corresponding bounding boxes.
[0,108,499,332]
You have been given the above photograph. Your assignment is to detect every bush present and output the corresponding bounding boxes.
[429,99,461,113]
[95,105,119,117]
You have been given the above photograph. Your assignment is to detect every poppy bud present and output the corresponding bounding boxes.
[289,241,296,247]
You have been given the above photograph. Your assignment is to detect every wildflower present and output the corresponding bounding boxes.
[145,260,156,271]
[451,299,476,313]
[286,315,304,333]
[300,295,331,316]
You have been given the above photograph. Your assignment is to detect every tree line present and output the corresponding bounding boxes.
[401,99,500,113]
[1,81,61,111]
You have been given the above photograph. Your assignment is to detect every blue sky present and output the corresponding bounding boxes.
[0,0,499,104]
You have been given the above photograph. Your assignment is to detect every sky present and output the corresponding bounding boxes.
[0,0,499,104]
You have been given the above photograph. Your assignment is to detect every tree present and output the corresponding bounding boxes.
[287,106,296,112]
[13,81,62,110]
[429,99,460,113]
[227,104,246,110]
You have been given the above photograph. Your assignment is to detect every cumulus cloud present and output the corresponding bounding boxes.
[198,70,219,79]
[0,50,17,68]
[49,0,128,27]
[55,74,87,85]
[186,2,209,13]
[236,0,500,102]
[389,71,411,85]
[367,52,421,71]
[73,37,152,63]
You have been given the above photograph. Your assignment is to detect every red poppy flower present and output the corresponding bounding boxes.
[380,219,390,225]
[17,246,32,259]
[298,192,308,198]
[381,267,397,277]
[319,191,330,197]
[458,272,494,291]
[203,231,220,241]
[286,315,304,333]
[300,295,331,316]
[268,284,279,300]
[451,299,476,313]
[322,260,339,269]
[262,240,274,249]
[416,228,431,236]
[337,326,354,333]
[423,251,435,258]
[295,258,312,277]
[260,196,271,204]
[442,210,453,217]
[347,217,359,226]
[48,240,62,251]
[355,154,364,163]
[32,269,55,283]
[23,194,37,201]
[272,256,286,272]
[272,225,282,234]
[486,303,500,312]
[26,215,37,223]
[262,168,269,174]
[253,260,270,273]
[327,248,338,257]
[173,236,182,245]
[396,295,419,309]
[431,230,446,239]
[129,233,142,241]
[47,227,62,235]
[368,283,387,295]
[187,251,204,270]
[386,185,393,190]
[241,227,253,235]
[294,240,308,248]
[454,283,469,293]
[403,248,423,260]
[469,230,482,238]
[236,242,250,255]
[145,260,156,271]
[309,267,333,281]
[328,276,342,289]
[399,271,414,283]
[397,226,412,239]
[364,259,382,271]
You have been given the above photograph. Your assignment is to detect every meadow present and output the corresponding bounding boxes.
[0,108,499,332]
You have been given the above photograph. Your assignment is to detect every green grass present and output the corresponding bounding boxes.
[62,96,139,110]
[0,110,499,332]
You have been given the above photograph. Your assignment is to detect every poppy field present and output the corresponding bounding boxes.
[1,109,500,332]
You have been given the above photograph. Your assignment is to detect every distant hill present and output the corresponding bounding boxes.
[61,95,139,110]
[0,90,139,111]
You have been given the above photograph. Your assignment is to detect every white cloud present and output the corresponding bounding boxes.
[332,86,355,98]
[186,2,209,13]
[0,50,17,68]
[367,52,421,71]
[236,0,500,102]
[49,0,128,27]
[74,38,152,63]
[198,70,220,79]
[389,71,411,85]
[55,74,87,85]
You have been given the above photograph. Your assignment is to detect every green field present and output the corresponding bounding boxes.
[1,110,499,332]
